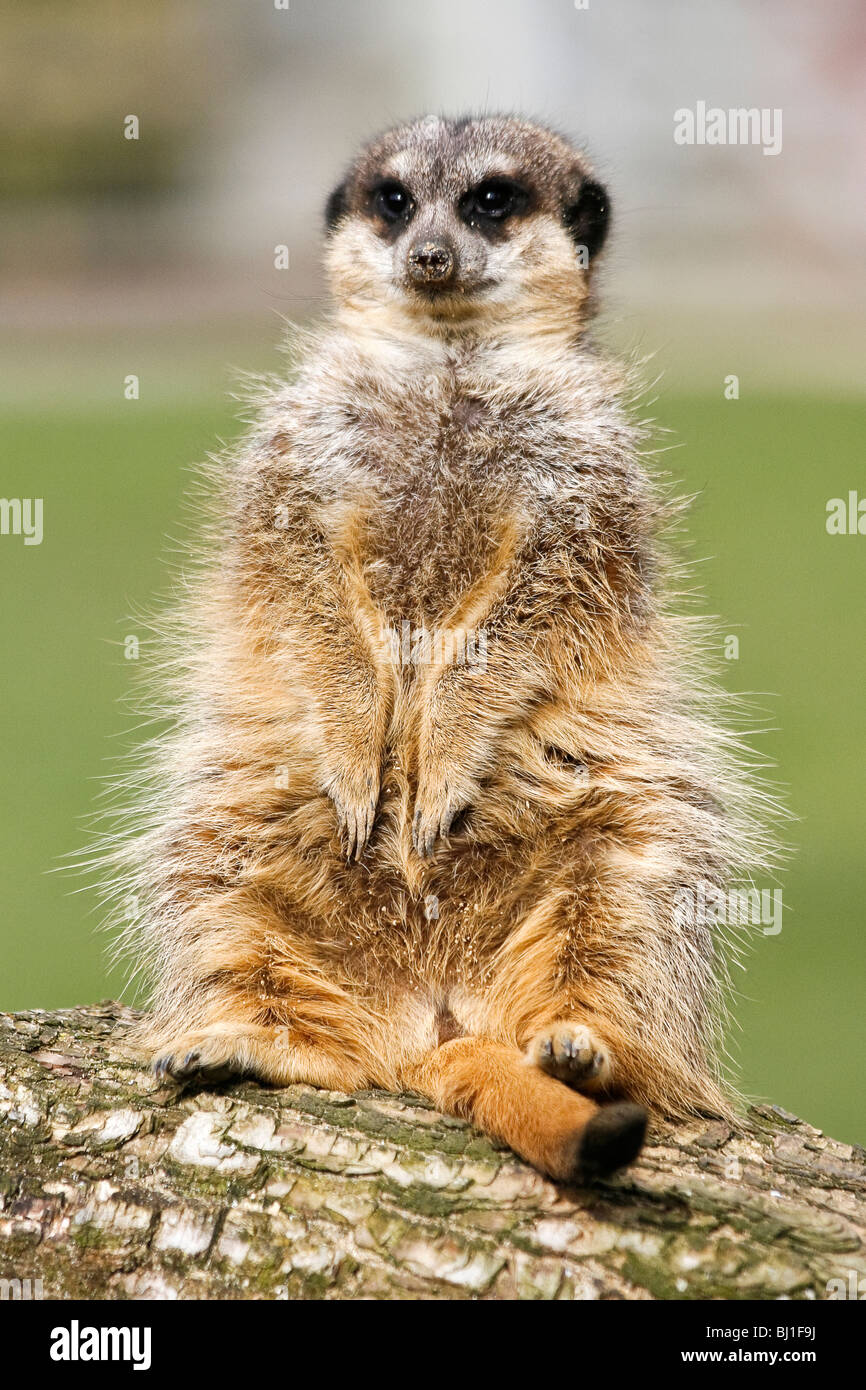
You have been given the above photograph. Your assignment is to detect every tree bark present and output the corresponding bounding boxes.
[0,1002,863,1301]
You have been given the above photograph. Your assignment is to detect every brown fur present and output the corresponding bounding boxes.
[100,116,777,1183]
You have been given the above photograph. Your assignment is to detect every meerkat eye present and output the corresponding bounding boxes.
[461,178,528,226]
[371,180,414,224]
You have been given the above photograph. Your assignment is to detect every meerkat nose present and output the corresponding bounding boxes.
[407,239,455,286]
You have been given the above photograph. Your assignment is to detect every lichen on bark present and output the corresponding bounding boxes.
[0,1003,863,1300]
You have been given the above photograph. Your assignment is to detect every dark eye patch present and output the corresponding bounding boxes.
[459,178,530,234]
[368,179,415,229]
[325,180,348,231]
[562,178,610,261]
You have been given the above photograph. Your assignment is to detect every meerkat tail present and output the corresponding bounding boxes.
[410,1037,647,1182]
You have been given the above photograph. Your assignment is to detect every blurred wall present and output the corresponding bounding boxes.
[1,0,864,396]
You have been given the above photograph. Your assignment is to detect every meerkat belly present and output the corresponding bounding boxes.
[341,377,527,625]
[362,471,503,625]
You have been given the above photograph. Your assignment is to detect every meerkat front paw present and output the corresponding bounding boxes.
[411,772,475,857]
[526,1021,611,1089]
[324,763,381,860]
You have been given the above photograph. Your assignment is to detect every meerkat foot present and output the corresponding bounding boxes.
[151,1028,287,1089]
[152,1029,273,1087]
[526,1021,611,1089]
[151,1025,372,1092]
[154,1047,239,1087]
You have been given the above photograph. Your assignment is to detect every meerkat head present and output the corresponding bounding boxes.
[323,114,610,344]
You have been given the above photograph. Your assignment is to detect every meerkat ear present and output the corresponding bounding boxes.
[325,180,349,232]
[563,177,610,264]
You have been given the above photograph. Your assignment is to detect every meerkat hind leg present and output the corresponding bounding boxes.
[146,936,394,1094]
[412,1036,646,1182]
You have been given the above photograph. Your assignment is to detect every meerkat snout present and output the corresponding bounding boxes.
[407,238,456,287]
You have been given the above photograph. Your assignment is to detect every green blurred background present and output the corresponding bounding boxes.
[2,0,864,1143]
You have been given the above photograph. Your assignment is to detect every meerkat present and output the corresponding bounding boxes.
[108,115,773,1183]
